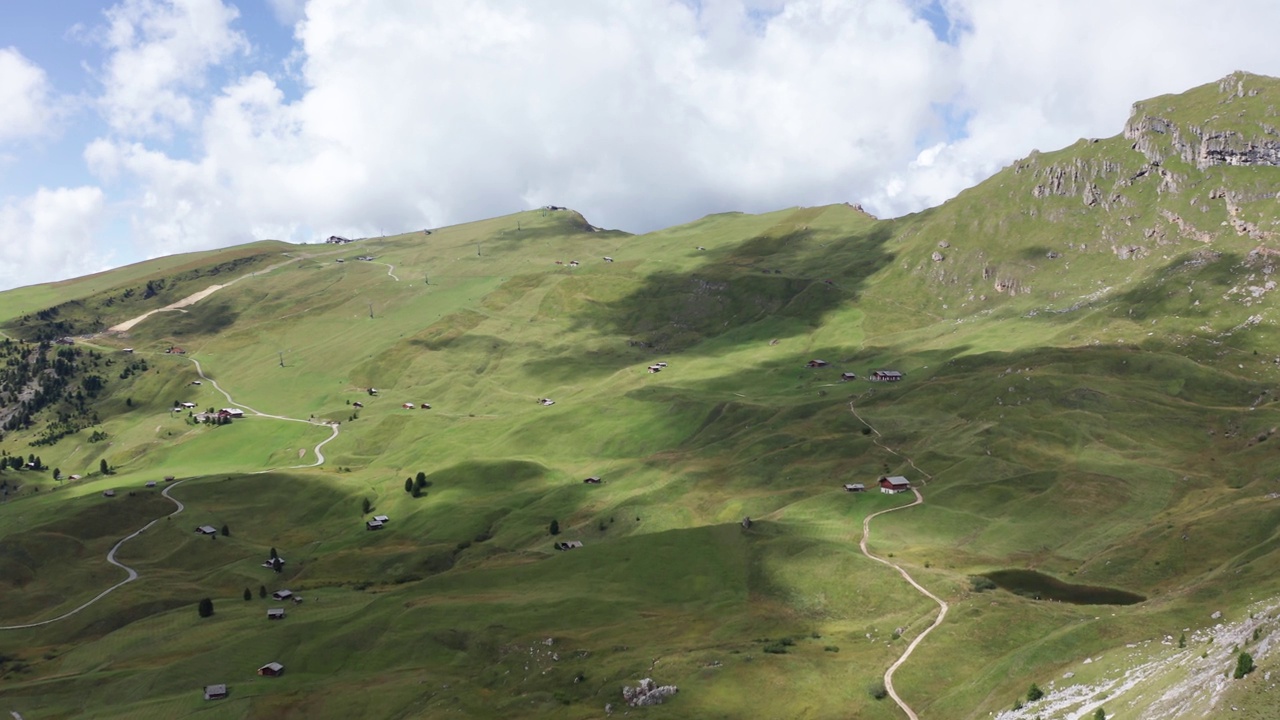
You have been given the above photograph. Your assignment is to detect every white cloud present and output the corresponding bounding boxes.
[0,48,57,144]
[71,0,1280,273]
[266,0,307,27]
[90,0,951,254]
[868,0,1280,214]
[97,0,249,137]
[0,187,108,290]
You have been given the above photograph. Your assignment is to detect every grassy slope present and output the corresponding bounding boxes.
[3,74,1280,718]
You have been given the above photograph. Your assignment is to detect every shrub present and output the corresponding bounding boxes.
[868,681,887,700]
[1027,683,1044,702]
[1234,651,1255,679]
[1179,632,1186,648]
[197,598,214,618]
[243,588,251,601]
[970,576,997,592]
[1094,708,1106,720]
[762,643,788,654]
[823,645,839,653]
[549,519,560,535]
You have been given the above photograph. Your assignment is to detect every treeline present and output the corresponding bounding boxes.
[0,339,115,447]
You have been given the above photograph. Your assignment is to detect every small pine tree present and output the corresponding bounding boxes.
[1234,651,1255,679]
[415,472,427,490]
[1179,632,1186,648]
[272,558,283,573]
[549,519,560,535]
[197,598,214,618]
[259,585,267,599]
[221,524,230,537]
[99,458,109,475]
[404,478,413,493]
[362,497,372,514]
[269,547,278,560]
[53,468,61,480]
[1027,683,1043,702]
[243,588,252,601]
[412,486,422,498]
[1094,707,1106,720]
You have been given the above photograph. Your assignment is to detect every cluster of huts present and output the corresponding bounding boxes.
[202,585,301,699]
[805,360,903,382]
[843,476,912,494]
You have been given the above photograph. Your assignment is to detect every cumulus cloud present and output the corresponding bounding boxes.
[68,0,1280,275]
[0,48,57,144]
[97,0,249,137]
[868,0,1280,213]
[0,187,108,289]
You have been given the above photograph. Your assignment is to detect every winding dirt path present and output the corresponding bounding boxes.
[850,401,947,720]
[372,262,399,281]
[0,481,188,631]
[188,358,339,468]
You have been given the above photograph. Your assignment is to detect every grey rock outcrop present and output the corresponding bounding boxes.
[622,678,679,707]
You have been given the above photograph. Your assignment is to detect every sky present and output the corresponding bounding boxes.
[2,0,1280,292]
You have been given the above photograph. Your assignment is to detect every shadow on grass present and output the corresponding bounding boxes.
[518,223,899,379]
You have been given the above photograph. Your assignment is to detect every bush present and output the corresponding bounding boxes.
[197,598,214,618]
[1234,651,1255,679]
[970,576,997,592]
[762,643,788,654]
[1094,708,1106,720]
[823,645,839,653]
[1027,683,1044,702]
[549,519,560,535]
[868,681,888,700]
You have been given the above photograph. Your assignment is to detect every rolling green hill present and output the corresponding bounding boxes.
[2,72,1280,719]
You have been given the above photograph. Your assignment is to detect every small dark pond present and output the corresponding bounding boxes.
[982,569,1146,605]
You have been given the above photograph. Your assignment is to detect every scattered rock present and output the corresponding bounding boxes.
[931,251,945,262]
[622,678,678,707]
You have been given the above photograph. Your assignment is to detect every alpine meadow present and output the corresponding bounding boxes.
[4,72,1280,719]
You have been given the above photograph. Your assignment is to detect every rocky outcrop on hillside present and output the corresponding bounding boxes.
[1125,72,1280,169]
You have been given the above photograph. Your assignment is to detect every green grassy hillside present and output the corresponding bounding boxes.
[3,72,1280,719]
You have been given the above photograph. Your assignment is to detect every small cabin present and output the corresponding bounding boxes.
[402,403,415,409]
[806,360,829,368]
[203,684,227,700]
[272,590,293,601]
[583,476,602,484]
[267,608,286,620]
[122,348,134,354]
[539,398,555,406]
[840,372,857,382]
[603,256,614,262]
[164,475,176,482]
[195,525,218,535]
[181,402,197,409]
[870,370,904,382]
[366,519,384,531]
[568,260,580,267]
[555,541,584,551]
[420,403,431,409]
[647,365,662,373]
[191,380,202,385]
[221,408,245,418]
[844,483,866,492]
[879,476,911,494]
[373,515,389,523]
[103,490,116,498]
[257,662,285,677]
[145,481,157,488]
[352,401,363,408]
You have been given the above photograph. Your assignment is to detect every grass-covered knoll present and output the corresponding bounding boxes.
[4,74,1280,718]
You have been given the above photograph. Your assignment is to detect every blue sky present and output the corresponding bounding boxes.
[2,0,1279,292]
